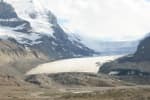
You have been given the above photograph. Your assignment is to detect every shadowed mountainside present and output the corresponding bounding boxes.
[99,35,150,84]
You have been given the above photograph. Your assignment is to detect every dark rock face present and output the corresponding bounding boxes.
[0,2,32,32]
[0,1,96,61]
[134,36,150,61]
[99,35,150,84]
[0,2,18,19]
[30,26,95,59]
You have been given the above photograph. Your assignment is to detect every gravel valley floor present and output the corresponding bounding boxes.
[1,56,150,100]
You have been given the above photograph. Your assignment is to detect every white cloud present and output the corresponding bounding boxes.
[34,0,150,40]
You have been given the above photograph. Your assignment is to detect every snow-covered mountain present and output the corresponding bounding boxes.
[0,0,95,60]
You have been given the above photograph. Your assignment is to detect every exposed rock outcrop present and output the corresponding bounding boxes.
[99,35,150,84]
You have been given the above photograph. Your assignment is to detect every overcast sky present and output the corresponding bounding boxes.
[37,0,150,41]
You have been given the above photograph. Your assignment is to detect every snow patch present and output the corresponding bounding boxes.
[0,26,42,45]
[109,71,120,76]
[5,0,54,37]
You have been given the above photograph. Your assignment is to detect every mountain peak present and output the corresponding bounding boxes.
[0,0,96,60]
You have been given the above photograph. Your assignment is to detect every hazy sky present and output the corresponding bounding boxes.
[33,0,150,41]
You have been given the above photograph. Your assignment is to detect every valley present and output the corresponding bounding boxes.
[0,0,150,100]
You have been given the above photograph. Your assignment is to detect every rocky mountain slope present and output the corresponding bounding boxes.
[0,0,95,60]
[0,0,96,75]
[134,35,150,61]
[0,38,49,76]
[99,35,150,84]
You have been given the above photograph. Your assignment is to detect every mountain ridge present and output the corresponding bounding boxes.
[99,34,150,84]
[0,1,96,76]
[0,1,96,60]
